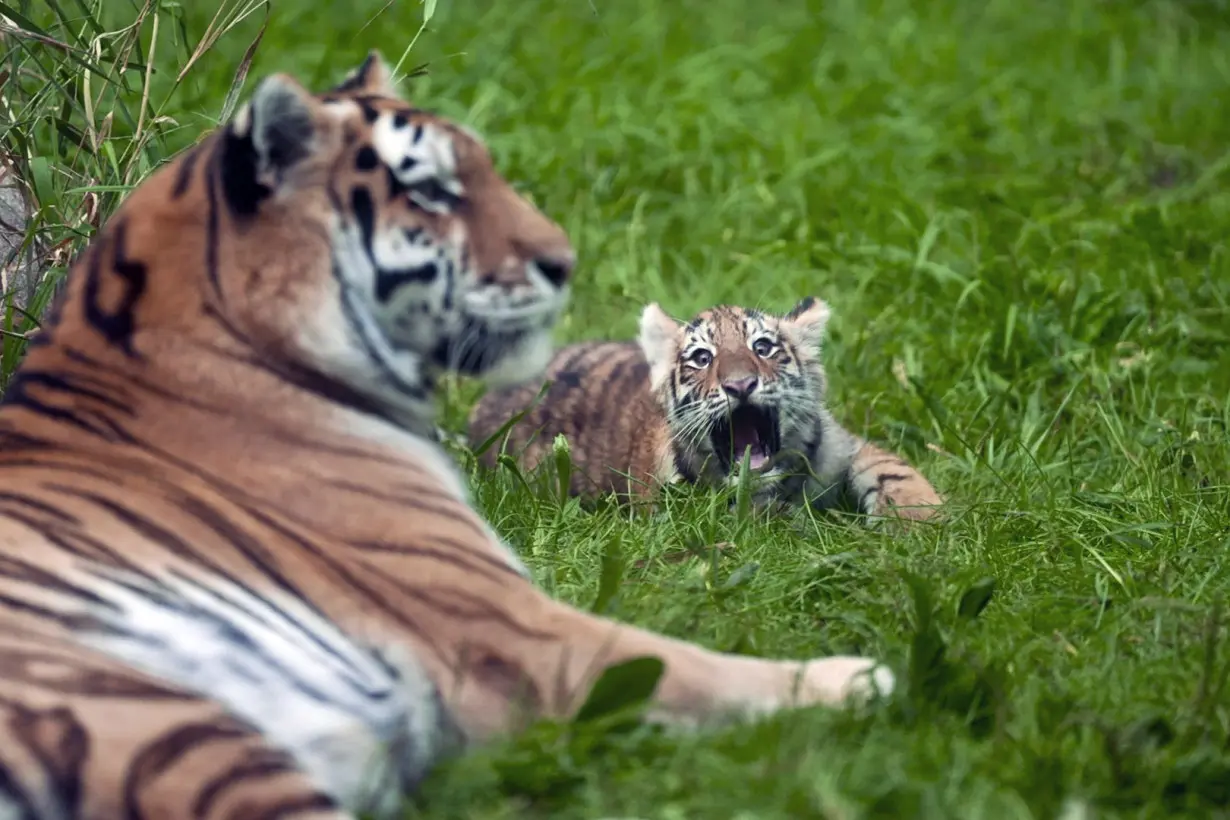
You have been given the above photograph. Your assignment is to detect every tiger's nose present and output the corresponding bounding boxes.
[533,248,576,289]
[722,376,759,401]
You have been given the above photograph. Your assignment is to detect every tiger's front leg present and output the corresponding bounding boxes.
[431,582,893,742]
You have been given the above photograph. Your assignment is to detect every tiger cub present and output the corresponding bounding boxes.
[468,298,943,521]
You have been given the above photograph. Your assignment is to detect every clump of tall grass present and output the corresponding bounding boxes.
[0,0,267,389]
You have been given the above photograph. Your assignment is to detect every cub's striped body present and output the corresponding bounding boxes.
[0,55,892,820]
[469,300,942,521]
[468,340,673,498]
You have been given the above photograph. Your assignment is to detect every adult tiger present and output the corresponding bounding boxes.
[0,54,892,820]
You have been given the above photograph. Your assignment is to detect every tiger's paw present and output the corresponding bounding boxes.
[797,656,896,707]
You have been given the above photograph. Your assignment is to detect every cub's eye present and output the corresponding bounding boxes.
[686,348,713,368]
[752,337,777,358]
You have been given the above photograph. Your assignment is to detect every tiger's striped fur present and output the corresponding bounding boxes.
[0,55,893,820]
[468,299,942,521]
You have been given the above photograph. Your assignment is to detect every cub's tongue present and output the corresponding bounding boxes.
[732,421,769,470]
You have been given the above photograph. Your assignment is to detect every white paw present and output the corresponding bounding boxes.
[800,656,895,706]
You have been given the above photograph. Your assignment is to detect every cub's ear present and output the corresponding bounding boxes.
[330,51,398,97]
[780,296,831,355]
[638,303,683,391]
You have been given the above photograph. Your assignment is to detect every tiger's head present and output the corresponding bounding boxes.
[638,298,832,485]
[37,52,573,432]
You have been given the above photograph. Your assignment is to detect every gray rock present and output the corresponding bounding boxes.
[0,163,39,313]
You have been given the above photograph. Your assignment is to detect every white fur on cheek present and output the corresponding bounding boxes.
[478,330,554,390]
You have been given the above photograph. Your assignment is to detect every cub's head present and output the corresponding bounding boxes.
[50,52,573,429]
[638,298,831,479]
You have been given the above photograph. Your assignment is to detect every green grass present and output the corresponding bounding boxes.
[5,0,1230,817]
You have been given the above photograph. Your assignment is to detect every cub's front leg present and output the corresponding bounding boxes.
[845,438,943,523]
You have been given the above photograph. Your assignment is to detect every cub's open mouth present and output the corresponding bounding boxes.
[711,405,781,473]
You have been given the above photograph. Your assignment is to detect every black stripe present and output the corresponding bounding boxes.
[583,355,631,442]
[41,526,161,580]
[0,762,40,820]
[204,137,227,295]
[246,791,339,820]
[0,646,186,698]
[43,486,235,582]
[0,430,56,451]
[0,491,81,525]
[351,187,375,252]
[331,55,379,93]
[191,749,299,819]
[787,297,816,319]
[551,343,600,379]
[0,553,119,610]
[377,572,555,641]
[0,591,106,632]
[8,704,88,820]
[320,476,470,512]
[615,359,650,405]
[0,376,138,445]
[350,538,520,583]
[375,262,438,303]
[174,494,311,599]
[6,371,133,414]
[124,720,255,820]
[171,142,204,199]
[61,348,216,411]
[81,220,146,359]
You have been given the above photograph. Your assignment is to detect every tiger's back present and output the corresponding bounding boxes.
[468,340,674,498]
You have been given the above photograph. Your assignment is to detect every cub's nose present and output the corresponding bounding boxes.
[722,376,759,401]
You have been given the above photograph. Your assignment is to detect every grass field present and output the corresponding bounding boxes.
[5,0,1230,817]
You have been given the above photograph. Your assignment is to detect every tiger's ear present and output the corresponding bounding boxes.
[229,73,319,199]
[780,296,831,356]
[331,51,398,97]
[638,302,683,391]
